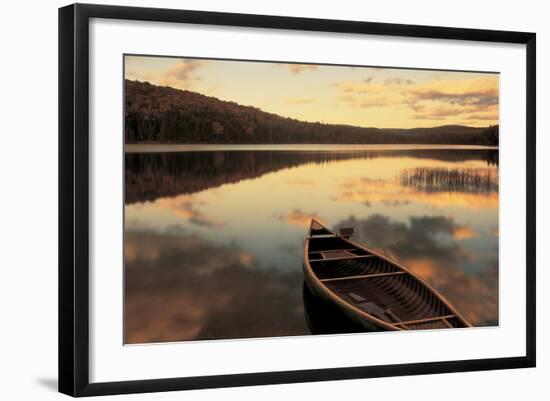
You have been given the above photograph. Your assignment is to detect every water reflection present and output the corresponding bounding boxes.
[125,149,497,204]
[125,230,307,344]
[125,147,499,343]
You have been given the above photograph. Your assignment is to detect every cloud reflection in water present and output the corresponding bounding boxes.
[125,230,307,344]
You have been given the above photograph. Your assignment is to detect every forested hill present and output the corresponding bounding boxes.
[125,80,499,145]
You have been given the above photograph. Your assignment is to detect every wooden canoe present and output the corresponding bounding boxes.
[303,219,472,331]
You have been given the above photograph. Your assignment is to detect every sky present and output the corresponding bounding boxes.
[125,55,499,129]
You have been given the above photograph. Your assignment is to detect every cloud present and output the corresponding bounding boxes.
[384,78,413,85]
[411,104,499,124]
[335,214,469,261]
[381,199,410,207]
[338,94,394,109]
[165,59,203,81]
[406,77,499,122]
[331,79,411,109]
[409,88,498,106]
[126,59,205,90]
[408,93,499,121]
[280,63,318,74]
[331,75,499,123]
[453,226,478,240]
[275,209,320,227]
[154,194,225,228]
[125,231,305,343]
[462,112,500,121]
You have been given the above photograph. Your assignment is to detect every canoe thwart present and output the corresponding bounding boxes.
[308,248,359,254]
[305,234,351,240]
[309,254,375,263]
[320,271,406,283]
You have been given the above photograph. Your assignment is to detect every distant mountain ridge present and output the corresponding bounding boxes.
[125,80,499,145]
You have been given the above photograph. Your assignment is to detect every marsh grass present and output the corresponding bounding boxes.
[398,167,498,193]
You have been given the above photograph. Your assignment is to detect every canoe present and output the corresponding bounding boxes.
[303,219,472,331]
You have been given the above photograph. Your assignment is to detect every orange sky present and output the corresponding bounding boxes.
[125,55,499,129]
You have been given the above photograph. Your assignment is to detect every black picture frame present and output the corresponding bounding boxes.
[59,3,536,397]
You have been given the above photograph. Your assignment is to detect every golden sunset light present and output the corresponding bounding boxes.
[124,55,500,344]
[125,55,499,129]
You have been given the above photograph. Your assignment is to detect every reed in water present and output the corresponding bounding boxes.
[398,167,498,193]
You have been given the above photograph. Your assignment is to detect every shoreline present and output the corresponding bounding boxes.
[124,143,499,154]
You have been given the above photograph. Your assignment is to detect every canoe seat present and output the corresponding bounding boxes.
[321,250,354,259]
[348,292,405,325]
[356,302,394,323]
[348,292,367,303]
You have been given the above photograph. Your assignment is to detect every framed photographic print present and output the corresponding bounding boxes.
[58,3,536,397]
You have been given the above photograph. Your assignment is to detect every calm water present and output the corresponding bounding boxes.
[124,145,499,344]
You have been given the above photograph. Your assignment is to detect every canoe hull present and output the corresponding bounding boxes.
[302,281,371,335]
[302,267,386,332]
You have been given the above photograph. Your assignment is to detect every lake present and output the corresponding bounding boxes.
[124,145,499,344]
